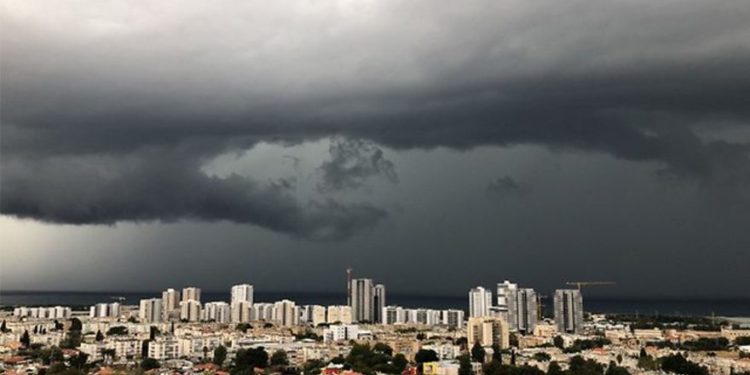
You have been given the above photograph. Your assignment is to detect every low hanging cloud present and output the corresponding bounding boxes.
[487,176,530,197]
[2,0,750,238]
[318,138,398,192]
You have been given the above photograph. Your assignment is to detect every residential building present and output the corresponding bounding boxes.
[231,284,254,305]
[554,289,584,334]
[182,287,201,302]
[139,298,162,323]
[204,301,231,323]
[162,288,180,320]
[272,299,298,327]
[327,305,353,324]
[469,287,493,317]
[231,300,252,323]
[374,284,386,324]
[467,316,510,349]
[180,299,202,322]
[350,278,375,322]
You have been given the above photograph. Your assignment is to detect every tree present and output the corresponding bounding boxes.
[415,349,439,365]
[660,353,708,375]
[1,320,8,332]
[141,357,161,370]
[21,330,31,348]
[95,330,104,341]
[106,326,128,336]
[373,342,394,356]
[491,343,502,363]
[471,342,486,363]
[553,336,564,349]
[605,361,631,375]
[214,345,227,366]
[69,318,82,332]
[458,354,473,375]
[510,350,516,366]
[569,355,604,375]
[203,346,210,361]
[69,353,88,369]
[50,347,64,363]
[532,352,550,362]
[547,361,564,375]
[235,347,269,369]
[271,350,290,366]
[392,353,408,372]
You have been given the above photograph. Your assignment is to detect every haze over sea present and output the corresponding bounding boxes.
[1,291,749,317]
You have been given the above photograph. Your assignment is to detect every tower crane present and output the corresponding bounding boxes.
[565,281,616,291]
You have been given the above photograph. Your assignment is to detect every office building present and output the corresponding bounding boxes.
[139,298,162,323]
[554,289,584,334]
[469,286,493,317]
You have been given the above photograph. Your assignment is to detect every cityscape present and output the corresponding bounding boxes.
[3,1,750,375]
[1,272,749,375]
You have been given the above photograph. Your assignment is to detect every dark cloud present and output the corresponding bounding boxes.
[2,0,750,237]
[318,138,398,191]
[1,151,386,240]
[487,176,530,197]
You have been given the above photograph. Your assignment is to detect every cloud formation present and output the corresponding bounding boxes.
[2,0,750,237]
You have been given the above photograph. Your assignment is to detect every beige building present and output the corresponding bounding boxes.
[327,305,353,324]
[467,316,510,349]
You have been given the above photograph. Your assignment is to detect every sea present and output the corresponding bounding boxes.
[1,291,749,318]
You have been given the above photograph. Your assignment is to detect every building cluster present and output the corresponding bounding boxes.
[469,281,583,336]
[13,306,71,320]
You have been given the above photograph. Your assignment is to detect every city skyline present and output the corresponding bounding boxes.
[3,1,750,299]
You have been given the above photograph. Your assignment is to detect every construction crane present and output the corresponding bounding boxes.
[565,281,616,291]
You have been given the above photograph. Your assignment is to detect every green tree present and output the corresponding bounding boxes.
[69,353,88,369]
[106,326,128,336]
[569,355,604,375]
[95,330,104,341]
[471,342,486,363]
[235,347,269,369]
[660,353,708,375]
[69,318,82,332]
[271,350,290,366]
[553,336,564,349]
[604,361,631,375]
[214,345,228,366]
[373,342,394,356]
[458,354,473,375]
[532,352,550,362]
[547,361,564,375]
[392,353,408,372]
[141,357,161,370]
[20,330,31,348]
[491,343,502,363]
[415,349,439,364]
[50,347,64,363]
[0,320,8,333]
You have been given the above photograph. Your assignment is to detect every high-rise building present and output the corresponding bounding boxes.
[231,284,254,305]
[513,288,538,333]
[326,305,353,324]
[301,305,327,326]
[374,284,386,324]
[251,303,274,322]
[139,298,162,323]
[180,299,202,322]
[554,289,584,334]
[182,287,201,302]
[89,302,120,319]
[467,316,510,349]
[496,281,538,333]
[272,299,297,327]
[162,288,180,320]
[204,302,231,323]
[469,287,493,317]
[442,309,465,329]
[231,300,252,323]
[350,278,374,322]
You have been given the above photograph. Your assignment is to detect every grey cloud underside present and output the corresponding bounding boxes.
[2,0,750,237]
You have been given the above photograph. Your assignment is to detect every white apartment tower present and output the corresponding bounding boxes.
[272,299,298,327]
[231,284,254,305]
[204,302,231,323]
[139,298,162,323]
[162,288,180,320]
[468,286,493,317]
[182,287,201,302]
[180,299,202,322]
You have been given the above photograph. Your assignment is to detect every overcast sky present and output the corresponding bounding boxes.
[2,0,750,298]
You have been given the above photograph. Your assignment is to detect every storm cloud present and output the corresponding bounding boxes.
[2,0,750,238]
